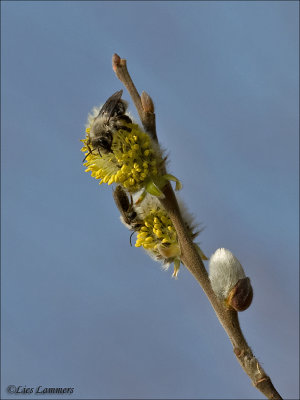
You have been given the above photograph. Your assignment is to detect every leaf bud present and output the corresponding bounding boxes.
[141,91,155,113]
[112,53,121,71]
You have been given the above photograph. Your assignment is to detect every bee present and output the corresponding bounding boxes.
[113,185,142,245]
[85,90,132,159]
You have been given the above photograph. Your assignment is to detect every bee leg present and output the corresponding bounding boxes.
[129,194,134,209]
[135,189,146,205]
[97,148,102,157]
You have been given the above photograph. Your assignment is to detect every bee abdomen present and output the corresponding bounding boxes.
[118,125,132,132]
[113,115,133,132]
[119,115,132,124]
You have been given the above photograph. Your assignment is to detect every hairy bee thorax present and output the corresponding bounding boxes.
[112,98,128,116]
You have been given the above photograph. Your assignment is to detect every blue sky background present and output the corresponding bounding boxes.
[1,1,298,399]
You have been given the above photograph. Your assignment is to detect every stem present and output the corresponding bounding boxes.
[112,53,282,400]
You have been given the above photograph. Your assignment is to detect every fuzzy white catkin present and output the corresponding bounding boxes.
[209,248,245,299]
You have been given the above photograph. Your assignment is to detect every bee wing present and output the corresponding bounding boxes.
[113,186,142,235]
[97,90,123,121]
[113,185,131,214]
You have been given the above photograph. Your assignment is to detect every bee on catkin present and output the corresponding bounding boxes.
[82,91,181,202]
[85,90,131,157]
[113,186,207,278]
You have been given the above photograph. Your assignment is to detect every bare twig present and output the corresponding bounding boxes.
[112,53,282,400]
[112,54,157,142]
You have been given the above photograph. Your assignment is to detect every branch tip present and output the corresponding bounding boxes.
[112,53,121,71]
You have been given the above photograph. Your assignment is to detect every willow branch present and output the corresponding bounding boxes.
[112,53,282,400]
[112,54,157,142]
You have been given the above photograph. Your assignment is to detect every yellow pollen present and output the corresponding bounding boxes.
[138,232,148,238]
[161,216,169,224]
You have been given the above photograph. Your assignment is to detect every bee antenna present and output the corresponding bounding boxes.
[82,154,89,162]
[82,146,101,162]
[129,231,135,247]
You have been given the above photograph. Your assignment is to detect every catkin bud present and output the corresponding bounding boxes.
[209,248,253,311]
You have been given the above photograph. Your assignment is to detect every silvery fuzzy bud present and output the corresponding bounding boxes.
[209,248,253,311]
